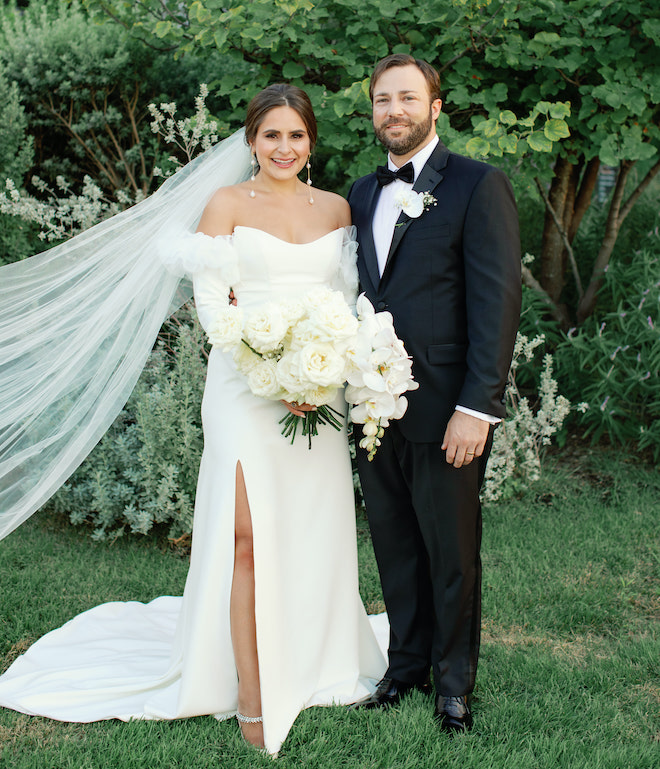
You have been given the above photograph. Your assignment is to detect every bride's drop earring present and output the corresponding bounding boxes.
[250,152,257,199]
[306,155,314,205]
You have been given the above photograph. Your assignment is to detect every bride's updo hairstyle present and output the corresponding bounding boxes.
[245,84,318,150]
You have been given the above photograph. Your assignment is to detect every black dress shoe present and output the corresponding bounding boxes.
[351,675,432,710]
[434,694,473,732]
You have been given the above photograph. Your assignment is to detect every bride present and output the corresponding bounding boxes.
[0,84,386,755]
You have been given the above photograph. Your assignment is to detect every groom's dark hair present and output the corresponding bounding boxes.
[369,54,441,103]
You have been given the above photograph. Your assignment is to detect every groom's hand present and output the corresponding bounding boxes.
[441,411,490,468]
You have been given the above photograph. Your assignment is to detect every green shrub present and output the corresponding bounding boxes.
[47,310,208,540]
[555,236,660,459]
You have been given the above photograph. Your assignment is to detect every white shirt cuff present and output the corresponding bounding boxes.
[455,405,501,424]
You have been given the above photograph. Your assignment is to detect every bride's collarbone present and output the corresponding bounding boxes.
[234,187,341,244]
[234,214,341,246]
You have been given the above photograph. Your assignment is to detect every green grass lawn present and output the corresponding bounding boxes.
[1,443,658,768]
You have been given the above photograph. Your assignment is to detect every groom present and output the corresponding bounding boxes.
[349,55,521,731]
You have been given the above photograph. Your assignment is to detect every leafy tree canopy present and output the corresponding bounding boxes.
[27,0,660,322]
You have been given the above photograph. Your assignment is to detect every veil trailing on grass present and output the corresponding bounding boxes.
[0,129,252,541]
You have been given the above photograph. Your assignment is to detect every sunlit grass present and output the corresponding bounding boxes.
[1,443,658,768]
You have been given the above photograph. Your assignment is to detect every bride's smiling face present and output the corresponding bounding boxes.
[250,106,311,182]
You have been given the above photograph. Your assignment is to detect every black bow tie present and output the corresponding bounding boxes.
[376,162,415,186]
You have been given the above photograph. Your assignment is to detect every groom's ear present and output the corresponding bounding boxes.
[431,99,443,122]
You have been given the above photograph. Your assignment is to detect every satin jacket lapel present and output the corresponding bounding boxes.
[358,175,383,292]
[380,142,449,285]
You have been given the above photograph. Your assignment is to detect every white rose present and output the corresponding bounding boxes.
[303,287,344,312]
[300,385,337,407]
[279,298,307,327]
[243,304,288,354]
[207,305,244,351]
[308,302,359,343]
[290,318,325,350]
[232,341,261,374]
[298,342,346,387]
[246,359,284,399]
[276,351,306,400]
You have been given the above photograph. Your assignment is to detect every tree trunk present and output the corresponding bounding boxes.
[568,157,600,243]
[540,155,574,302]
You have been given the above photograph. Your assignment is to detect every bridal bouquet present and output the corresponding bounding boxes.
[345,294,419,460]
[207,288,358,446]
[206,288,417,454]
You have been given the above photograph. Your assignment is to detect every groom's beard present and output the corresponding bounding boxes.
[374,107,433,156]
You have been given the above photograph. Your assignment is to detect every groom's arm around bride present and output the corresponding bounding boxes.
[348,54,521,732]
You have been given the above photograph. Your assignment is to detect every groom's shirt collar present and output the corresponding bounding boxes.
[373,135,439,275]
[387,134,439,182]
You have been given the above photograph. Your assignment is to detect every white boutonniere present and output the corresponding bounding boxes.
[393,189,437,221]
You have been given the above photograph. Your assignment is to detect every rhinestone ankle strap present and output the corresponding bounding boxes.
[236,711,263,724]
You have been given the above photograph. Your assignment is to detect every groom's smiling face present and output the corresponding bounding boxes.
[372,64,442,162]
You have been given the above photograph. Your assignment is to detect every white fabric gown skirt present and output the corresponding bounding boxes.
[0,227,388,756]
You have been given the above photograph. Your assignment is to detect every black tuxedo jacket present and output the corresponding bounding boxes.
[348,140,522,442]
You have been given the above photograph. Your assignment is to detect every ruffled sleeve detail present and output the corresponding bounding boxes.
[331,225,359,307]
[158,230,240,286]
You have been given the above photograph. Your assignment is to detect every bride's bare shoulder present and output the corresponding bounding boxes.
[197,184,251,236]
[313,189,351,228]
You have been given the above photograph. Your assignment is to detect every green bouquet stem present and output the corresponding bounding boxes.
[279,404,344,449]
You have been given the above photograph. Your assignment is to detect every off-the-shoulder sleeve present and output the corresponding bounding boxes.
[330,225,359,308]
[158,230,239,281]
[157,230,239,333]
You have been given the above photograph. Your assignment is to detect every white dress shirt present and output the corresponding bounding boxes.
[372,135,499,426]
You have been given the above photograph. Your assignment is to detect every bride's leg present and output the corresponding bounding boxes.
[231,461,264,748]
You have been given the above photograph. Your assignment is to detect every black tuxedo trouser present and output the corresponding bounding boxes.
[357,421,493,696]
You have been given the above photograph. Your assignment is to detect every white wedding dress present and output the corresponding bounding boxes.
[0,226,387,755]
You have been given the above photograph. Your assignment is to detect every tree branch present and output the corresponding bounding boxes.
[576,161,634,323]
[437,1,506,73]
[569,157,600,243]
[557,68,581,87]
[124,83,149,195]
[620,156,660,224]
[521,265,568,326]
[43,93,121,191]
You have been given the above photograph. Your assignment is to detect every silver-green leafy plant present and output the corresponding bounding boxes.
[483,333,584,503]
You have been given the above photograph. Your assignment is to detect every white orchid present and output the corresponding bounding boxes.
[393,189,437,219]
[345,294,419,460]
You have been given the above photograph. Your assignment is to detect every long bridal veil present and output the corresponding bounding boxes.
[0,129,251,541]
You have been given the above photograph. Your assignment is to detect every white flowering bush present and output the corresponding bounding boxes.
[0,84,218,244]
[0,176,135,242]
[482,333,583,503]
[148,84,221,177]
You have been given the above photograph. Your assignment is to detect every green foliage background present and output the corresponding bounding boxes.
[0,0,657,536]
